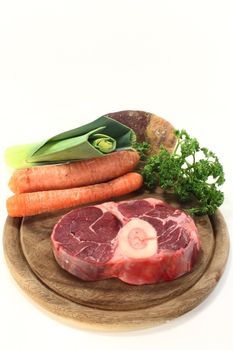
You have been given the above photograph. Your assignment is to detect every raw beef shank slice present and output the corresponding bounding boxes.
[51,198,200,285]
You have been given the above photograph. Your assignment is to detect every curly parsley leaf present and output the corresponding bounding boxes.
[133,141,151,160]
[141,129,225,216]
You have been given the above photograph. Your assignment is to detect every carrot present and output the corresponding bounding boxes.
[7,172,143,217]
[8,150,140,194]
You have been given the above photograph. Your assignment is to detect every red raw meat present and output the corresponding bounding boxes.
[51,198,200,285]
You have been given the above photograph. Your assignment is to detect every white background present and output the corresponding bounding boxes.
[0,1,232,349]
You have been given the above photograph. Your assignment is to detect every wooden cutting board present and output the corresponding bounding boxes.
[3,190,229,331]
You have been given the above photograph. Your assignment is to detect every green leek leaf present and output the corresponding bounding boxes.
[5,115,136,169]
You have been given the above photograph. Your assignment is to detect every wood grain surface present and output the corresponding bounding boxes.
[3,191,229,331]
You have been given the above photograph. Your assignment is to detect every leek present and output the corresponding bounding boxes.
[5,115,136,169]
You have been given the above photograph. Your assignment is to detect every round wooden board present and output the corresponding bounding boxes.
[3,191,230,331]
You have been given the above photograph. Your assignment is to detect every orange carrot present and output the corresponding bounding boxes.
[9,150,140,194]
[7,172,143,217]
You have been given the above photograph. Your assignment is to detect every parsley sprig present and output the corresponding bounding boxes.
[132,141,151,160]
[140,129,225,216]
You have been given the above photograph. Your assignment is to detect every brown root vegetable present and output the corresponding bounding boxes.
[108,110,176,154]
